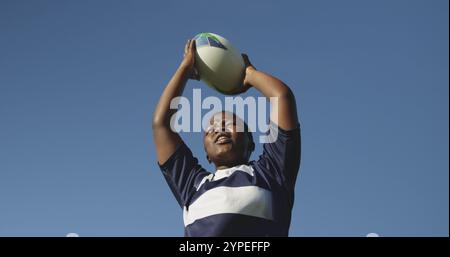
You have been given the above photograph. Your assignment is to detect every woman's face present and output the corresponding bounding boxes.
[203,112,251,167]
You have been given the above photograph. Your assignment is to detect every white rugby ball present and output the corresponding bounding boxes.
[193,33,245,95]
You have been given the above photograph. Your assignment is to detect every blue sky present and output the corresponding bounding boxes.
[0,0,448,236]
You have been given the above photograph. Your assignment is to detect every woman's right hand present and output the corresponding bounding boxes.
[180,39,200,80]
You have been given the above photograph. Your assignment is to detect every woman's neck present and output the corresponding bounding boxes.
[215,160,248,171]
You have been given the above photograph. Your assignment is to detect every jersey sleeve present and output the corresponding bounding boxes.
[255,122,301,192]
[158,142,210,208]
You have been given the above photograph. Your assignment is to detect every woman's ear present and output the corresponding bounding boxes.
[246,142,255,160]
[248,141,255,153]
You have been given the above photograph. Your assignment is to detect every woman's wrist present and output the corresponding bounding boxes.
[245,66,256,76]
[177,63,193,78]
[243,66,257,86]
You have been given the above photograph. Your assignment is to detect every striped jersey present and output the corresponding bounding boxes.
[158,123,301,236]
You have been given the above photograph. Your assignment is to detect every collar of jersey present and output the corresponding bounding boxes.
[196,164,255,191]
[214,164,255,180]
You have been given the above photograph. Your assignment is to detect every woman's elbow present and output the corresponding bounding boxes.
[152,112,166,129]
[276,84,295,100]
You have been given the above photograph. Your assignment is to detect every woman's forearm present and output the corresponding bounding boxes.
[246,68,298,130]
[246,69,291,98]
[152,64,190,128]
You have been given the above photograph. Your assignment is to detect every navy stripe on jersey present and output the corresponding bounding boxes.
[185,214,284,237]
[159,122,301,236]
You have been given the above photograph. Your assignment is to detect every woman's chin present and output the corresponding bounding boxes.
[215,144,235,156]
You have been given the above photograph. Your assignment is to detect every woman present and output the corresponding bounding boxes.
[152,39,301,236]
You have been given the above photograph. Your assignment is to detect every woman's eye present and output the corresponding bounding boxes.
[205,127,213,134]
[224,121,234,132]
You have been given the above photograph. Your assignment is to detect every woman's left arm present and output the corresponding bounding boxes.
[240,54,298,130]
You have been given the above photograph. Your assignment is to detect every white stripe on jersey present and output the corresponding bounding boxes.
[183,185,273,226]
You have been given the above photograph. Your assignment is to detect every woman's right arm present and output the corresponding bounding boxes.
[152,39,199,164]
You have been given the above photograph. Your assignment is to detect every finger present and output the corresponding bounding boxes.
[191,39,196,51]
[190,73,200,81]
[241,53,250,64]
[184,39,190,54]
[189,39,196,53]
[194,69,200,80]
[191,74,199,81]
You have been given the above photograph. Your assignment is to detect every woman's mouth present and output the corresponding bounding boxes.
[216,135,232,144]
